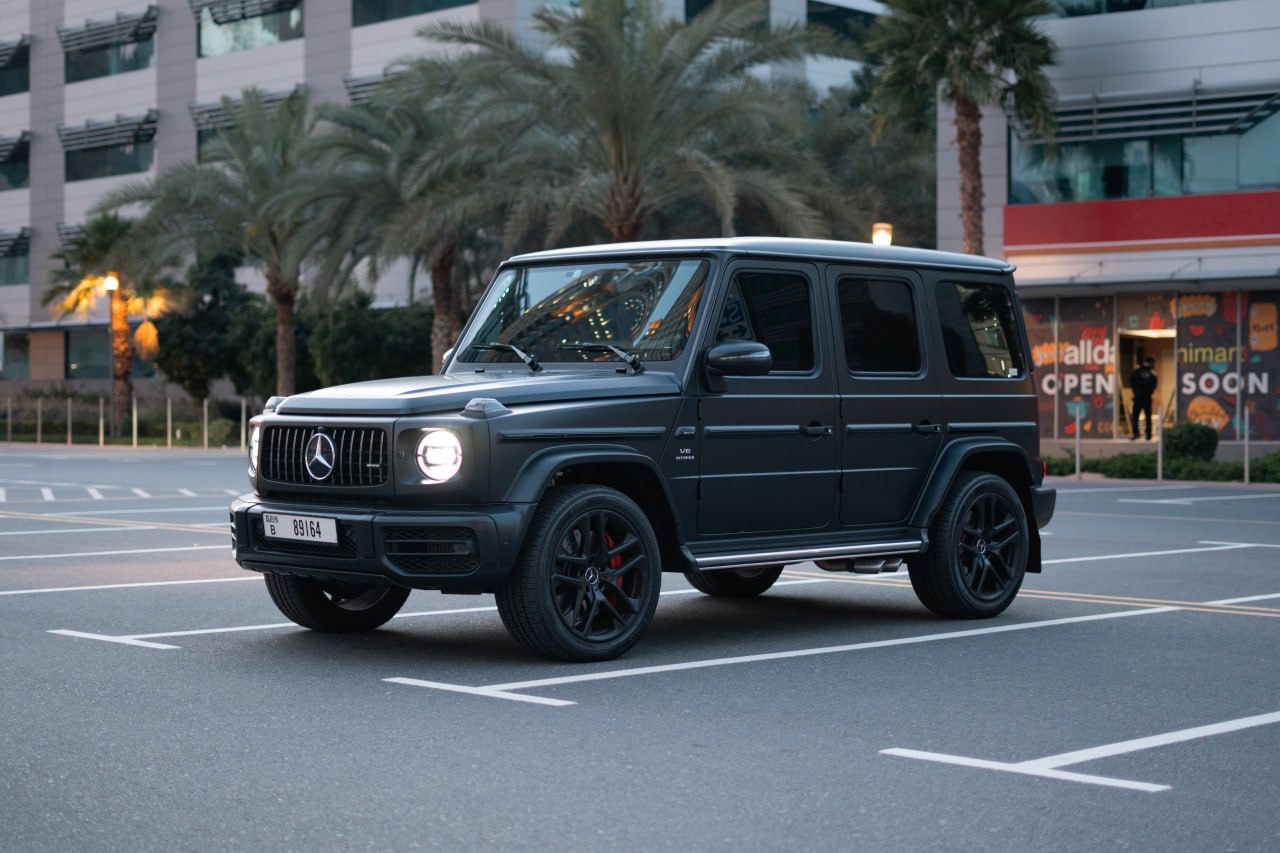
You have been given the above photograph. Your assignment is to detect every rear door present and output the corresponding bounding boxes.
[827,266,944,527]
[696,261,838,536]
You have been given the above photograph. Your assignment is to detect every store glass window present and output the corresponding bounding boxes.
[0,58,28,96]
[65,36,154,83]
[0,251,27,285]
[0,146,28,191]
[199,5,304,58]
[66,328,110,379]
[0,331,29,379]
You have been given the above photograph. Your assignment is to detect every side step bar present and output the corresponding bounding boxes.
[692,539,924,572]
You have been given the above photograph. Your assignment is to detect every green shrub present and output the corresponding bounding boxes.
[1044,456,1076,476]
[1163,420,1218,460]
[207,417,236,447]
[1249,451,1280,484]
[1093,452,1158,480]
[1165,457,1243,482]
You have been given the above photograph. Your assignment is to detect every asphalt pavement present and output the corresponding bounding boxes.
[1,445,1278,851]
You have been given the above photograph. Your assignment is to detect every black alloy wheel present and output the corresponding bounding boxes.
[265,573,410,632]
[908,471,1029,618]
[496,484,661,662]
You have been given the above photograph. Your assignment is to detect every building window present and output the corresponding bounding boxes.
[0,135,29,190]
[806,2,874,43]
[0,252,27,286]
[66,139,155,182]
[0,36,30,97]
[197,1,304,58]
[0,331,29,378]
[1009,92,1280,203]
[352,0,473,26]
[66,328,111,379]
[1048,0,1232,17]
[66,37,154,83]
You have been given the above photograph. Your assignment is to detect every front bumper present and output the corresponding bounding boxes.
[230,495,533,593]
[1031,484,1056,529]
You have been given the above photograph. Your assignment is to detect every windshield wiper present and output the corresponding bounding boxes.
[558,343,644,374]
[471,342,543,372]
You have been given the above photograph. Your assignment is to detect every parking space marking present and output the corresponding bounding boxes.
[883,710,1280,793]
[40,580,830,647]
[1,576,259,597]
[45,505,228,516]
[1201,540,1280,549]
[0,544,226,562]
[386,607,1179,707]
[1118,493,1280,506]
[87,488,105,500]
[130,488,151,498]
[0,526,159,536]
[0,508,230,535]
[41,488,54,501]
[1043,542,1255,565]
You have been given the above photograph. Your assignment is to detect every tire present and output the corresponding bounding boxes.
[683,566,784,598]
[908,471,1029,619]
[264,573,410,632]
[495,484,662,662]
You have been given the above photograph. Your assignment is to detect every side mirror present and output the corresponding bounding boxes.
[704,341,772,391]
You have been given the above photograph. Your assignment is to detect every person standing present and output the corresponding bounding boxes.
[1129,356,1158,440]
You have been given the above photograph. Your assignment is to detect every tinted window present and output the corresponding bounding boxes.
[936,281,1025,379]
[837,277,920,373]
[715,271,814,372]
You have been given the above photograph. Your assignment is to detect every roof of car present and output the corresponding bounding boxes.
[508,237,1015,274]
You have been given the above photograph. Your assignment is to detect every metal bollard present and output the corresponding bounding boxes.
[36,398,42,444]
[1156,405,1164,482]
[132,397,138,448]
[167,398,172,449]
[98,398,104,447]
[66,398,72,446]
[240,398,247,450]
[1244,408,1251,486]
[203,398,209,450]
[1074,408,1082,481]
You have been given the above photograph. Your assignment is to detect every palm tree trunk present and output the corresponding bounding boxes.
[954,93,985,257]
[109,289,133,437]
[429,241,462,373]
[267,273,297,396]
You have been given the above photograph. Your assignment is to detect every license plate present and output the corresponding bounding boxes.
[262,512,337,545]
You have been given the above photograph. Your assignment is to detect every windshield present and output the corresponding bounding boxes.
[456,258,710,367]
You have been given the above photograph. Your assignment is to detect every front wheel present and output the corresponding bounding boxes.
[908,472,1029,619]
[496,484,661,662]
[265,573,410,632]
[683,566,784,598]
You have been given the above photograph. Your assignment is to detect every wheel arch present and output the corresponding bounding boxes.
[505,447,690,573]
[912,438,1043,573]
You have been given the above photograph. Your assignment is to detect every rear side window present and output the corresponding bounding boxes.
[715,271,814,372]
[837,277,921,373]
[936,281,1026,379]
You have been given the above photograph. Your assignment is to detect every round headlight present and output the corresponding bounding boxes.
[416,429,462,482]
[247,425,261,477]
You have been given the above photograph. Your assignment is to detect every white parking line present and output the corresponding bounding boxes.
[1,576,259,597]
[1119,493,1280,506]
[1054,485,1187,495]
[41,488,55,501]
[131,488,151,498]
[178,489,197,497]
[0,544,226,562]
[44,505,227,516]
[883,710,1280,793]
[87,488,105,500]
[1200,540,1280,550]
[1043,542,1255,565]
[387,608,1179,707]
[0,526,159,536]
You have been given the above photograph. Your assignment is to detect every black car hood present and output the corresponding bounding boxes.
[274,370,683,416]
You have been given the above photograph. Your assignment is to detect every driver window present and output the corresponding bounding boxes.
[714,271,814,372]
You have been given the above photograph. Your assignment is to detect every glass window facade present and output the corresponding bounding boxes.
[0,145,28,191]
[353,0,474,26]
[66,328,110,379]
[65,36,154,83]
[806,2,874,42]
[65,139,155,182]
[1048,0,1232,16]
[199,6,303,58]
[0,57,28,96]
[1009,109,1280,203]
[0,331,28,379]
[0,251,27,285]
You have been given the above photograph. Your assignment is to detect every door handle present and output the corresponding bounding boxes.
[802,424,834,436]
[912,422,942,435]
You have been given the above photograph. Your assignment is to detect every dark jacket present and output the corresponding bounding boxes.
[1130,364,1158,399]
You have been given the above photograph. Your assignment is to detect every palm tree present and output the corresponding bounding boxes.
[97,88,323,395]
[868,0,1057,256]
[425,0,846,246]
[43,213,170,434]
[286,76,485,372]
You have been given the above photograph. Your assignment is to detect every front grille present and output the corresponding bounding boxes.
[252,518,359,558]
[383,526,479,574]
[261,425,388,487]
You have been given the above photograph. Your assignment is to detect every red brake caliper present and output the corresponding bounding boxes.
[604,532,623,604]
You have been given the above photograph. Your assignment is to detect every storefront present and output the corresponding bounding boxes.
[1021,289,1280,442]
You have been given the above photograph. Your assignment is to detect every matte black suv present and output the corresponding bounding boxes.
[231,238,1055,661]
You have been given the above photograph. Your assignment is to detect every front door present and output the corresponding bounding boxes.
[697,262,838,536]
[828,267,943,527]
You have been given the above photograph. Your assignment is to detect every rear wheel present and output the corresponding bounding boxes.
[496,484,661,662]
[683,566,784,598]
[265,573,409,632]
[909,472,1028,618]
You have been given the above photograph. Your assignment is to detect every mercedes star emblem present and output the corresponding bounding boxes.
[304,432,336,481]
